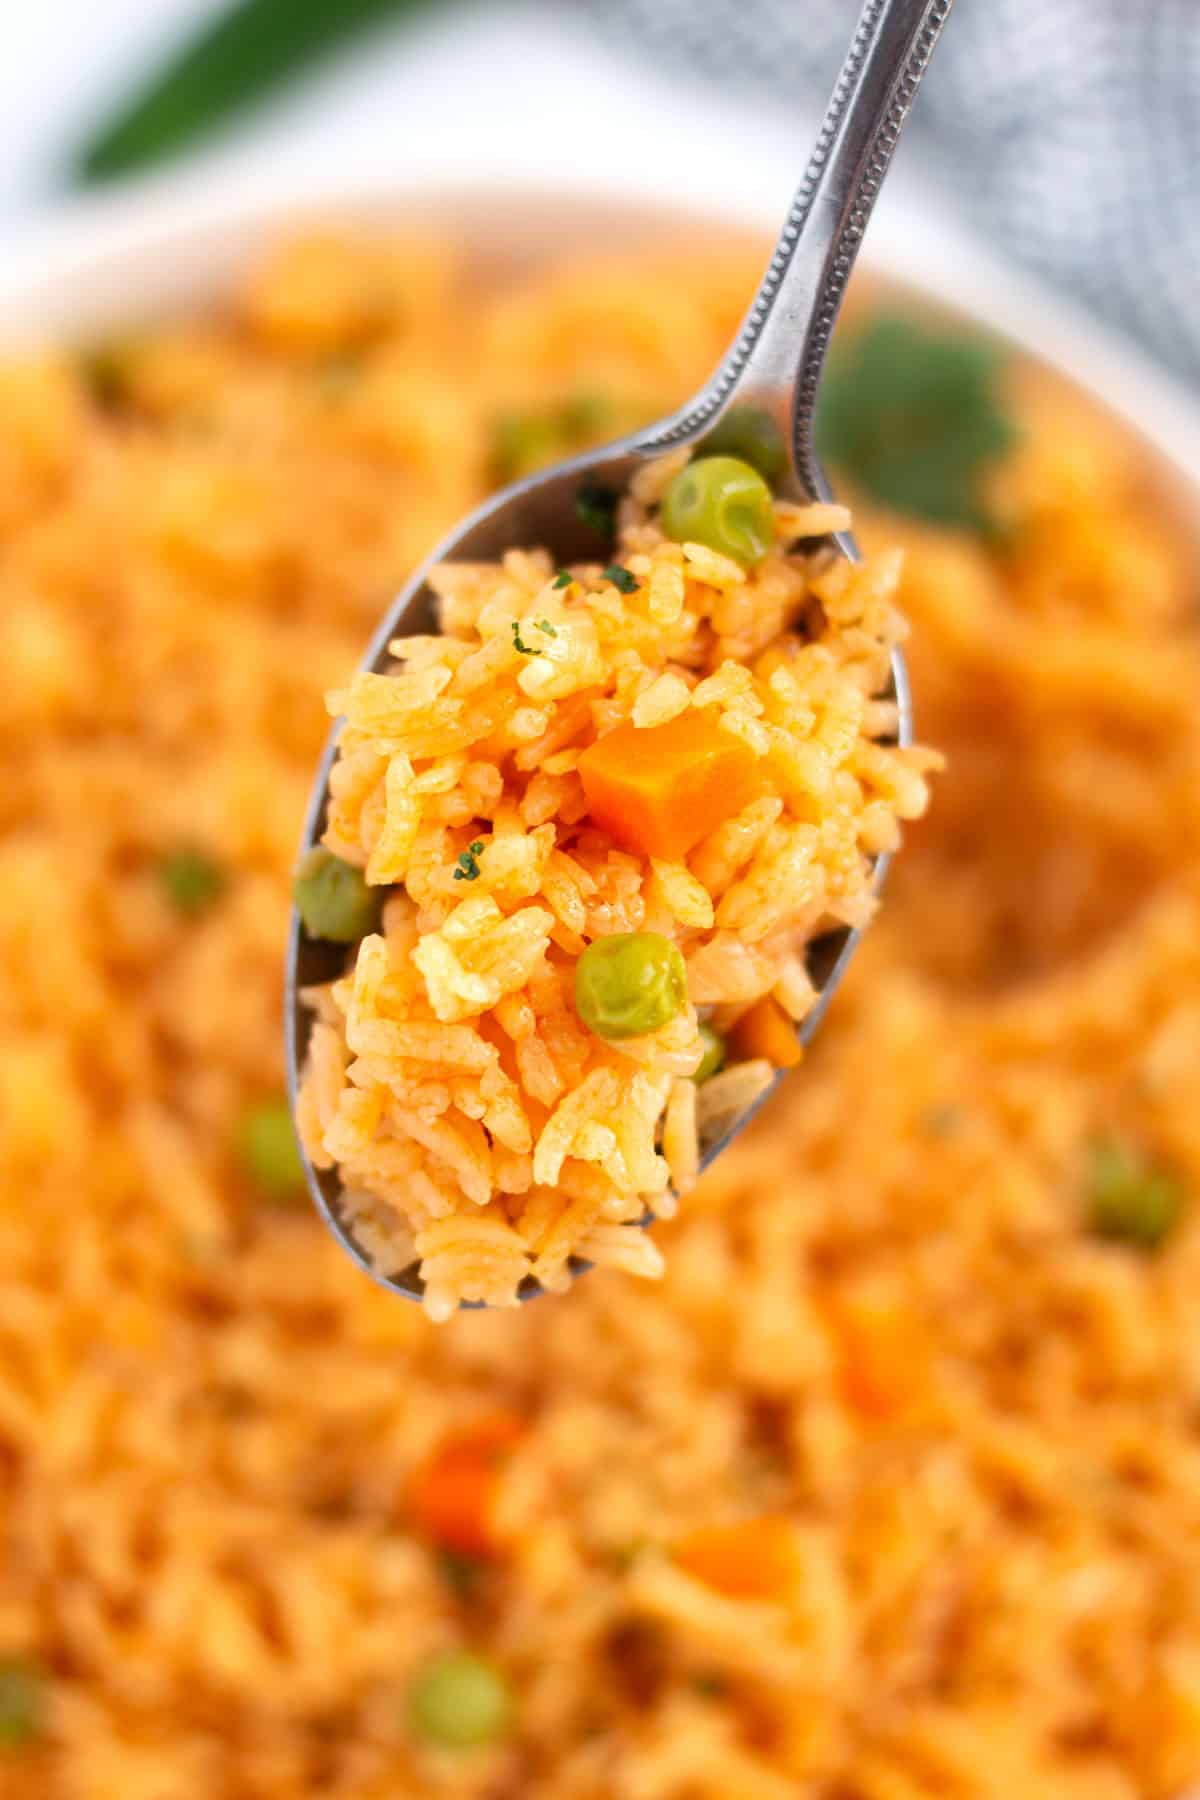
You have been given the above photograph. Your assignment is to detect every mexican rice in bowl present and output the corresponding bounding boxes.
[0,219,1198,1798]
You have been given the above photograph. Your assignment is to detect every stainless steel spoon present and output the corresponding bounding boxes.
[286,0,954,1306]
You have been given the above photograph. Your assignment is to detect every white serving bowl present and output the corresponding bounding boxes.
[3,159,1199,1800]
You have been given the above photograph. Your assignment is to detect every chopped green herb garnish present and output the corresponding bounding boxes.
[817,313,1017,534]
[453,841,485,882]
[689,1671,727,1700]
[511,621,543,656]
[72,0,444,185]
[537,619,558,637]
[602,563,639,595]
[552,570,573,589]
[576,481,618,538]
[159,847,226,915]
[0,1657,43,1749]
[1086,1137,1184,1251]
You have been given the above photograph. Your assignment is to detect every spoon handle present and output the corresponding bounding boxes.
[646,0,954,499]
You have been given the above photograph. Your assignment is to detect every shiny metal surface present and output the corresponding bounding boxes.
[286,0,955,1305]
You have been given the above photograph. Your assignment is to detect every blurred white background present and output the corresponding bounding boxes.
[4,2,793,211]
[8,0,1195,387]
[3,0,955,241]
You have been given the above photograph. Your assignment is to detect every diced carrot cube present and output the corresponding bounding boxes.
[728,995,804,1069]
[406,1409,527,1558]
[578,708,765,861]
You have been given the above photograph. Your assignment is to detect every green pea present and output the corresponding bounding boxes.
[700,406,787,486]
[1086,1138,1183,1251]
[556,388,615,439]
[0,1658,43,1749]
[575,933,687,1041]
[490,409,562,485]
[692,1023,726,1084]
[660,456,775,567]
[293,846,380,944]
[239,1099,305,1199]
[160,847,226,915]
[491,390,618,485]
[407,1649,513,1749]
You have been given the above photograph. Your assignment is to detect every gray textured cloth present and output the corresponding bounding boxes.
[585,0,1200,388]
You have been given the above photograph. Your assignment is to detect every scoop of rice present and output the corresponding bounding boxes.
[299,467,936,1315]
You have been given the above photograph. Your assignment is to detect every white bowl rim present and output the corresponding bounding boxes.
[1,162,1200,496]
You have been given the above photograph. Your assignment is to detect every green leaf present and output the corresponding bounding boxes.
[817,312,1017,535]
[71,0,441,185]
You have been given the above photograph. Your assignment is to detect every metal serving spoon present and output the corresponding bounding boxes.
[286,0,954,1305]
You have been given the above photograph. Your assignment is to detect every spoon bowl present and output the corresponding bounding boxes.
[285,439,912,1306]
